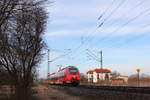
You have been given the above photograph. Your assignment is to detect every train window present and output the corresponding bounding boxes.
[50,72,67,80]
[59,72,66,78]
[69,67,78,74]
[61,72,66,77]
[55,72,66,78]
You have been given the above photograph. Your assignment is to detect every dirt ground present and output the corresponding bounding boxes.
[34,85,81,100]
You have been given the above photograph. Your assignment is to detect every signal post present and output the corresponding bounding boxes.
[136,68,141,87]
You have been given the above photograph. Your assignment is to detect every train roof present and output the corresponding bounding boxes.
[58,66,77,71]
[49,66,77,75]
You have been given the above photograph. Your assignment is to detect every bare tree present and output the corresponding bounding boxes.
[0,0,19,27]
[0,1,47,100]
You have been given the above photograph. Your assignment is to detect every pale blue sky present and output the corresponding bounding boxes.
[39,0,150,78]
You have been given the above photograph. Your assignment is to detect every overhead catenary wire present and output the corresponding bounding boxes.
[80,0,128,47]
[106,23,150,49]
[82,0,116,43]
[75,3,149,67]
[86,49,99,59]
[85,0,146,49]
[97,0,127,28]
[69,0,128,61]
[86,52,99,62]
[76,0,117,46]
[68,0,147,64]
[102,0,146,30]
[92,5,150,49]
[135,0,145,8]
[97,0,116,21]
[73,0,126,50]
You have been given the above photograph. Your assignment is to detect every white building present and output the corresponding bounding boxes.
[87,68,111,83]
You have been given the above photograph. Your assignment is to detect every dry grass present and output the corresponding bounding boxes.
[0,85,82,100]
[33,85,81,100]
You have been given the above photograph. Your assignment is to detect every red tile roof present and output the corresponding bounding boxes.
[94,68,111,73]
[86,70,94,74]
[87,68,111,74]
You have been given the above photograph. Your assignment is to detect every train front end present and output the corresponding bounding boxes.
[67,66,81,86]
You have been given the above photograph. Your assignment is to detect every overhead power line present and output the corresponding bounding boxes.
[94,6,150,48]
[68,0,127,62]
[85,0,145,49]
[104,0,146,31]
[86,52,99,62]
[78,0,128,49]
[83,0,117,42]
[98,0,116,21]
[68,0,145,62]
[86,49,98,59]
[107,24,150,49]
[135,0,145,8]
[98,0,127,28]
[71,0,118,50]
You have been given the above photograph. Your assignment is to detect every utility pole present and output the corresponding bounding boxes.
[100,50,103,81]
[100,51,103,70]
[47,49,50,78]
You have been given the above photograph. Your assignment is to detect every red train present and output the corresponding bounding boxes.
[48,66,81,86]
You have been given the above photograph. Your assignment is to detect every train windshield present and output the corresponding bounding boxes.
[69,67,78,74]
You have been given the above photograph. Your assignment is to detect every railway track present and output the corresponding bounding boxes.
[49,84,150,94]
[78,85,150,94]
